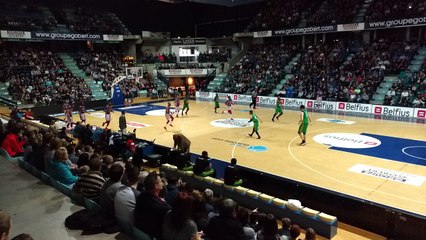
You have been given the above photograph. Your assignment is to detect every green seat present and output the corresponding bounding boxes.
[200,169,215,177]
[182,165,193,171]
[233,179,243,187]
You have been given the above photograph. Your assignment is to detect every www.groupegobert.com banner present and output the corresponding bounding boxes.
[31,32,102,41]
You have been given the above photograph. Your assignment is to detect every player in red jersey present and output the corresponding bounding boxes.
[102,102,114,128]
[221,95,234,120]
[174,97,181,118]
[79,102,88,124]
[164,102,174,130]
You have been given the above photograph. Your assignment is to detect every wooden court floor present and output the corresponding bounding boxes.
[75,100,426,218]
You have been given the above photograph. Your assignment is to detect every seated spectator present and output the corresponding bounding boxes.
[165,176,181,205]
[11,233,34,240]
[205,198,246,240]
[99,163,124,216]
[115,166,142,226]
[162,191,201,240]
[192,190,209,232]
[1,127,25,158]
[57,127,73,143]
[74,157,106,199]
[279,218,292,237]
[193,151,215,177]
[47,147,78,186]
[0,209,11,240]
[134,171,171,239]
[237,207,256,240]
[203,189,215,213]
[100,155,114,178]
[224,158,242,186]
[66,144,78,164]
[43,138,63,172]
[282,224,301,240]
[304,228,316,240]
[256,213,281,240]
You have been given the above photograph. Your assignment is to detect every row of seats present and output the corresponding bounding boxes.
[16,158,153,240]
[161,163,338,238]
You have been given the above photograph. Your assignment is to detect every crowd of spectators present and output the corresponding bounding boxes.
[1,47,92,105]
[384,63,426,107]
[0,1,57,31]
[73,50,155,98]
[366,0,426,21]
[247,0,319,31]
[198,51,231,63]
[307,0,362,26]
[220,43,299,95]
[64,8,130,34]
[0,114,320,240]
[141,52,177,64]
[272,39,419,104]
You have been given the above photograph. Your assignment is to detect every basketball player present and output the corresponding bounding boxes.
[248,110,262,139]
[174,97,181,118]
[63,100,69,116]
[78,102,88,124]
[222,95,234,120]
[272,96,283,122]
[65,104,73,128]
[298,105,312,146]
[102,102,114,128]
[164,102,174,130]
[214,93,220,113]
[181,96,189,116]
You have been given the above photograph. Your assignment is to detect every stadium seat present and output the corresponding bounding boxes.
[259,193,274,203]
[213,179,224,186]
[203,176,215,184]
[40,171,51,184]
[302,207,320,218]
[84,198,101,211]
[200,169,215,177]
[0,148,23,161]
[223,184,235,191]
[31,166,42,179]
[247,189,261,199]
[318,212,338,224]
[132,226,153,240]
[272,198,287,208]
[235,186,249,195]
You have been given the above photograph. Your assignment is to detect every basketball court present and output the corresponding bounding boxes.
[70,99,426,217]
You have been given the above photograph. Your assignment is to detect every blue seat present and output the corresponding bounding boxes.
[84,198,101,211]
[32,166,42,179]
[0,148,23,161]
[40,171,51,184]
[132,226,152,240]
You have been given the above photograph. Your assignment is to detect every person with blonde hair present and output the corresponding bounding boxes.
[47,147,78,186]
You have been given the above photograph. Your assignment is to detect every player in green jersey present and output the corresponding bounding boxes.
[272,96,283,122]
[214,93,220,113]
[298,105,312,145]
[248,110,262,139]
[182,96,189,116]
